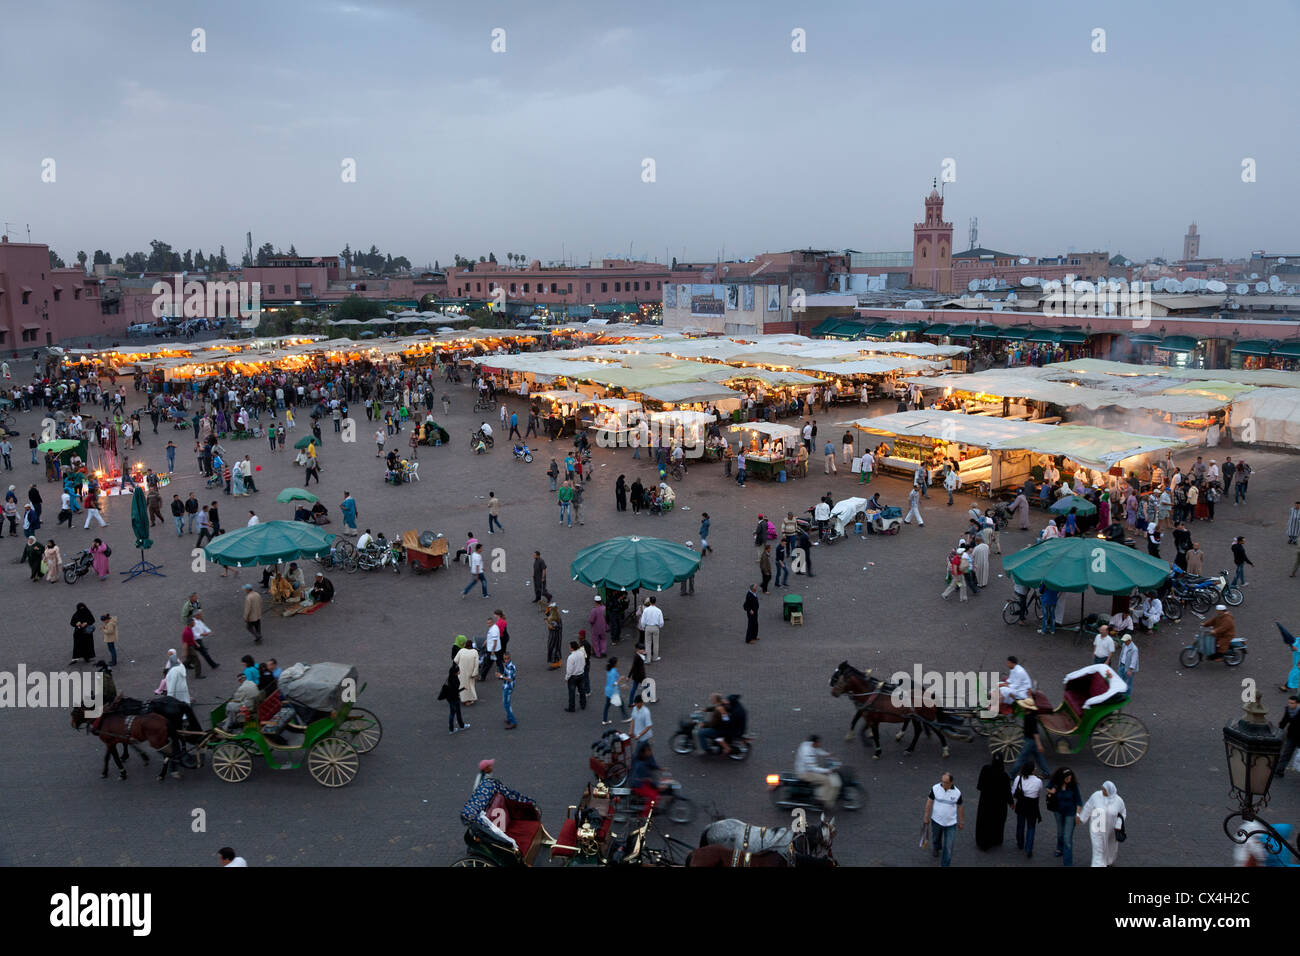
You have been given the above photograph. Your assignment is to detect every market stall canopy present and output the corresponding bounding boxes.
[1002,537,1170,595]
[728,421,801,441]
[1049,495,1097,516]
[647,409,717,428]
[720,368,823,387]
[839,410,1189,470]
[203,520,336,568]
[581,397,642,413]
[901,369,1242,414]
[570,535,702,592]
[1051,358,1300,390]
[532,389,587,404]
[800,358,945,376]
[37,439,80,453]
[640,383,744,404]
[1227,387,1300,447]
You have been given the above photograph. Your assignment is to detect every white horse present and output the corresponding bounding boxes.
[699,814,836,866]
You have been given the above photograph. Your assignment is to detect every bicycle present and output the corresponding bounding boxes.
[669,460,686,482]
[1001,590,1042,626]
[469,429,494,451]
[473,397,496,413]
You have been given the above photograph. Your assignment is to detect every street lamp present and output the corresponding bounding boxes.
[1222,696,1298,860]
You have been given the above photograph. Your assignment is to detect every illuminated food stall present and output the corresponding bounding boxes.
[580,397,643,447]
[728,421,802,480]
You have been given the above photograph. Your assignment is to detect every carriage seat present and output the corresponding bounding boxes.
[1064,672,1112,717]
[487,793,545,864]
[998,689,1051,716]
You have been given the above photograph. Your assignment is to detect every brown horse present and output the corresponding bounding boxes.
[829,661,951,759]
[70,706,175,781]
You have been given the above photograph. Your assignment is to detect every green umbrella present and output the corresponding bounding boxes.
[420,420,450,444]
[203,519,335,568]
[36,439,80,453]
[1002,537,1170,596]
[1049,495,1097,517]
[121,486,165,581]
[275,487,318,504]
[294,435,318,450]
[570,535,701,592]
[130,486,152,550]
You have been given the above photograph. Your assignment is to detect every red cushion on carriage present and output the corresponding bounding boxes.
[257,690,282,723]
[551,818,580,858]
[1064,672,1112,715]
[589,756,609,780]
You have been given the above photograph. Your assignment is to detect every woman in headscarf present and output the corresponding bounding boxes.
[975,755,1011,849]
[455,638,480,707]
[1097,490,1110,529]
[1040,518,1061,541]
[90,537,110,580]
[615,474,628,513]
[43,539,63,583]
[21,535,44,580]
[1011,487,1030,531]
[69,602,96,665]
[1078,780,1127,867]
[1061,507,1080,537]
[630,477,644,515]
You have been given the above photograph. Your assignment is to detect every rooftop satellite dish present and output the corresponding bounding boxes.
[904,299,924,310]
[1207,280,1227,293]
[1124,260,1132,267]
[992,302,1004,312]
[1230,302,1240,309]
[1255,282,1268,293]
[974,293,986,301]
[1018,257,1030,265]
[1280,258,1288,264]
[1073,280,1094,293]
[1021,276,1038,287]
[1269,275,1283,290]
[968,279,980,292]
[1102,301,1114,315]
[1235,283,1249,295]
[1250,273,1260,280]
[1109,279,1124,292]
[1182,279,1199,293]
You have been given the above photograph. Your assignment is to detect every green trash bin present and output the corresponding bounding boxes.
[783,594,803,621]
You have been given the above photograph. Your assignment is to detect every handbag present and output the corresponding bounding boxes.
[1045,789,1059,812]
[40,560,48,575]
[104,544,112,558]
[610,690,622,708]
[1114,812,1127,842]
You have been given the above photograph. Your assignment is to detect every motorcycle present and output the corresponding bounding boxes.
[670,711,753,761]
[766,761,865,812]
[512,444,534,463]
[353,537,401,574]
[62,549,94,584]
[1180,631,1247,668]
[1170,568,1243,612]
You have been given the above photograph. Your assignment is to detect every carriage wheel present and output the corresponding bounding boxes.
[603,761,628,788]
[333,707,382,754]
[968,712,995,737]
[988,722,1024,762]
[1091,713,1149,767]
[211,742,253,783]
[308,736,360,787]
[451,855,497,867]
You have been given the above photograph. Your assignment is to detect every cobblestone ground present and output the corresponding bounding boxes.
[2,374,1297,866]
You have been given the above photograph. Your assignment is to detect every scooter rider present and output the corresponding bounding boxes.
[795,733,841,808]
[1204,604,1236,660]
[695,693,727,753]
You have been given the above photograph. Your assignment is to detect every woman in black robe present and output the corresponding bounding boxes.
[630,478,644,515]
[615,475,628,513]
[69,602,96,666]
[975,755,1011,850]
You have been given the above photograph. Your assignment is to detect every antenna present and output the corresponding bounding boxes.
[1,222,13,240]
[968,217,978,250]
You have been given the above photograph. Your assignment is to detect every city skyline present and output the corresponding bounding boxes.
[3,0,1297,268]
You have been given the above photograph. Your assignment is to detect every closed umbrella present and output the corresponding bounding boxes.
[121,486,165,581]
[204,520,335,568]
[276,487,318,504]
[570,535,701,592]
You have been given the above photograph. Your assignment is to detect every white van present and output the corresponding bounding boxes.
[126,323,154,337]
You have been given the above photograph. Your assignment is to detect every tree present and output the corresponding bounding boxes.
[182,249,194,272]
[288,244,298,257]
[341,244,352,267]
[489,252,497,263]
[49,249,67,269]
[195,249,206,271]
[92,250,112,266]
[332,294,389,322]
[216,246,229,271]
[391,255,410,272]
[255,242,275,267]
[434,259,440,271]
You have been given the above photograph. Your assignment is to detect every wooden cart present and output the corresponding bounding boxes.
[402,530,447,574]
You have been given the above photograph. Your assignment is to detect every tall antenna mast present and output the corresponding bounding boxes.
[969,217,978,250]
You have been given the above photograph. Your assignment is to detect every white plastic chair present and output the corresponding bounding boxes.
[408,461,420,482]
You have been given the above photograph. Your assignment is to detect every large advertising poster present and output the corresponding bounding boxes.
[690,284,726,317]
[742,285,755,311]
[664,283,677,309]
[726,285,739,310]
[767,285,781,311]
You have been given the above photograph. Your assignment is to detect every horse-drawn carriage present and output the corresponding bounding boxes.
[452,775,684,867]
[831,661,1149,768]
[204,662,382,787]
[973,663,1149,768]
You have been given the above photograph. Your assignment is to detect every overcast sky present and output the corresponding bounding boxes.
[3,0,1296,268]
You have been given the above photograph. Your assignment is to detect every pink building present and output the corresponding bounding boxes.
[444,259,669,310]
[239,255,439,309]
[0,237,109,350]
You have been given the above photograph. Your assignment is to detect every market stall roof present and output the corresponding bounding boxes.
[581,397,642,412]
[640,383,744,404]
[1273,342,1300,359]
[1227,387,1300,447]
[899,369,1242,414]
[646,409,718,426]
[923,324,951,337]
[1051,358,1300,388]
[720,368,823,387]
[838,410,1190,469]
[532,389,587,404]
[728,421,801,441]
[799,358,945,376]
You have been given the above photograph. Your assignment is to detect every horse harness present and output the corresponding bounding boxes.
[730,824,795,868]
